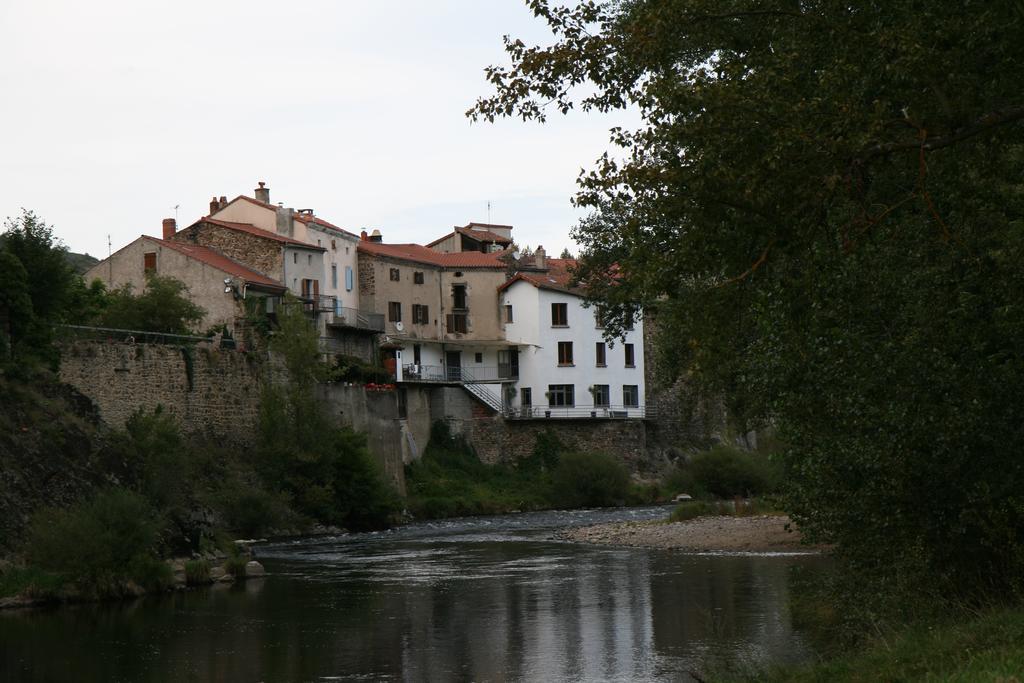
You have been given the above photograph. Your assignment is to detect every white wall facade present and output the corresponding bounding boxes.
[502,281,645,417]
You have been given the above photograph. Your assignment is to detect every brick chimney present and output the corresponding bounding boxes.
[534,245,547,270]
[360,230,368,241]
[254,181,270,204]
[162,218,177,240]
[209,196,219,215]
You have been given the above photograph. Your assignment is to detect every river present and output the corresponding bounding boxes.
[1,506,823,682]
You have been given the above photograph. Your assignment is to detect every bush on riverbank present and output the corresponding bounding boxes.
[664,445,780,500]
[23,488,170,597]
[668,497,781,522]
[552,451,631,508]
[724,605,1024,682]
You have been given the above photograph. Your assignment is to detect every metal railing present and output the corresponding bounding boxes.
[503,404,647,420]
[324,305,385,332]
[58,324,220,346]
[401,364,517,383]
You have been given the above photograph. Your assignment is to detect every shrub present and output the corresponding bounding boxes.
[25,488,161,596]
[184,560,210,585]
[687,445,779,498]
[215,484,292,537]
[551,451,631,508]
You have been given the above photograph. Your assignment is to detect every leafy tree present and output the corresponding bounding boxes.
[0,210,78,372]
[257,295,399,530]
[471,1,1024,598]
[558,247,575,259]
[99,273,205,334]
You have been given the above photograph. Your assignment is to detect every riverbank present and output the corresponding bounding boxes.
[558,514,819,553]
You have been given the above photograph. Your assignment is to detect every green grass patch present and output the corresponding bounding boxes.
[0,565,66,600]
[669,497,783,522]
[723,606,1024,682]
[405,423,644,519]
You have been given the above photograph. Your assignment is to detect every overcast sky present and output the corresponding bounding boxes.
[0,1,629,260]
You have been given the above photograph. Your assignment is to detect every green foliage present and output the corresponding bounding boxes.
[731,606,1024,683]
[405,421,554,518]
[473,1,1024,600]
[669,498,780,523]
[224,554,248,579]
[684,446,780,499]
[0,565,66,600]
[184,560,210,585]
[257,296,400,531]
[98,273,205,334]
[25,488,162,596]
[214,483,293,537]
[0,210,78,373]
[324,354,392,384]
[110,407,192,513]
[551,451,631,508]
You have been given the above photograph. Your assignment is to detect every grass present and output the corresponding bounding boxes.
[669,497,783,522]
[0,566,66,600]
[721,606,1024,682]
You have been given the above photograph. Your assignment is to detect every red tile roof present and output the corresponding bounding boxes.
[426,226,514,248]
[358,240,510,268]
[190,218,325,250]
[149,237,286,291]
[232,195,358,238]
[499,259,581,294]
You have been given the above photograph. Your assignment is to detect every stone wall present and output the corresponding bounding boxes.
[174,222,284,280]
[457,414,652,472]
[59,340,262,446]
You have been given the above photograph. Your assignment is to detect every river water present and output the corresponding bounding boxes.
[2,506,823,682]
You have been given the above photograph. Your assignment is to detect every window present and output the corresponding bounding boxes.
[624,316,635,331]
[591,384,610,407]
[446,313,468,333]
[551,302,568,326]
[345,266,353,291]
[504,304,514,323]
[331,264,338,288]
[595,342,606,367]
[389,268,400,281]
[331,239,336,251]
[143,251,156,273]
[412,304,429,324]
[293,252,297,264]
[452,284,467,310]
[557,341,574,366]
[594,307,605,329]
[520,387,532,407]
[388,301,402,322]
[414,271,424,284]
[623,385,639,408]
[317,239,321,248]
[625,343,635,367]
[547,384,574,407]
[413,344,421,364]
[300,278,318,299]
[307,254,312,265]
[475,353,483,363]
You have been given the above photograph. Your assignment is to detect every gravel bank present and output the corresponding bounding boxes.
[558,514,821,553]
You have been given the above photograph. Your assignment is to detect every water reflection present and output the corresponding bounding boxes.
[1,508,822,682]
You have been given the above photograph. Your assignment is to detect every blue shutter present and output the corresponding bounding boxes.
[345,266,353,291]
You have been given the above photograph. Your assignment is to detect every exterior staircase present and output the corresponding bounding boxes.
[462,382,503,413]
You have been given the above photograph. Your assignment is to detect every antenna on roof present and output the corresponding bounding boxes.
[173,204,179,222]
[487,200,491,224]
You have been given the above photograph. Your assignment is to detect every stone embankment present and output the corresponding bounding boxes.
[558,514,821,553]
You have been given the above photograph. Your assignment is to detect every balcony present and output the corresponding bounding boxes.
[319,299,385,333]
[504,404,647,420]
[401,364,517,383]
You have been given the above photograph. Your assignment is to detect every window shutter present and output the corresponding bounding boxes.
[345,266,353,291]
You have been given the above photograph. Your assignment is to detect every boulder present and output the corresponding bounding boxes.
[244,561,266,578]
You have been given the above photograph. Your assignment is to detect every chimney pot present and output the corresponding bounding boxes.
[535,245,547,270]
[254,182,270,204]
[162,218,177,240]
[360,230,368,241]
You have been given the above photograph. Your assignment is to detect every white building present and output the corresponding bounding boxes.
[499,259,645,418]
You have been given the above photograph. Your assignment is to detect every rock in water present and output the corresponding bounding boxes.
[245,561,266,578]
